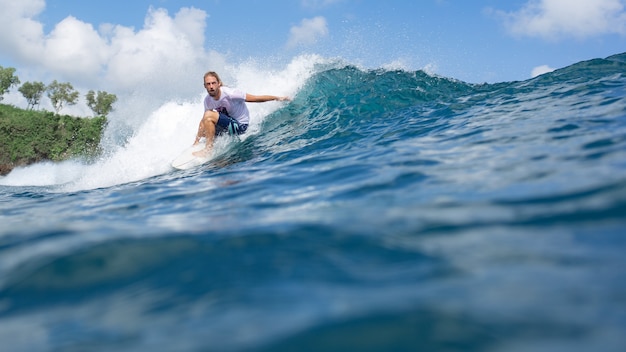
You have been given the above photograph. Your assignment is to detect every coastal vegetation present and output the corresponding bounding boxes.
[0,65,114,175]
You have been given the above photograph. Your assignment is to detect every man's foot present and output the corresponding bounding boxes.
[192,148,211,158]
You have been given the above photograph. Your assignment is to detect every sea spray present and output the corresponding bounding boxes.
[1,55,324,190]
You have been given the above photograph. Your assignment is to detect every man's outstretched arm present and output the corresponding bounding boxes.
[245,94,290,102]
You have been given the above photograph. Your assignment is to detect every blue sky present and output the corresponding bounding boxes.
[0,0,624,92]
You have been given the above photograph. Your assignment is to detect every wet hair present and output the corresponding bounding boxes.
[203,71,222,85]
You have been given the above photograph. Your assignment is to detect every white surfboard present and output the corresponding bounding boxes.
[171,144,211,170]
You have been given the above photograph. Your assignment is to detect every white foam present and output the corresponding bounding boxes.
[0,160,85,187]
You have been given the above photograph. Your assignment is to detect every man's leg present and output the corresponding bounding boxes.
[193,120,205,144]
[193,110,219,156]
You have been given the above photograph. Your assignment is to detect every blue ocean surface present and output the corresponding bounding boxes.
[1,53,626,351]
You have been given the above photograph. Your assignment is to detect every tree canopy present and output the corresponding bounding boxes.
[0,66,21,102]
[86,90,118,117]
[2,65,117,117]
[46,80,79,114]
[19,81,46,110]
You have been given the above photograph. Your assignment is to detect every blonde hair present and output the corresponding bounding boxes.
[203,71,222,85]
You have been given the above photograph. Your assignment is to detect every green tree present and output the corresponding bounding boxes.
[18,81,46,110]
[86,90,118,117]
[46,80,79,114]
[0,66,20,102]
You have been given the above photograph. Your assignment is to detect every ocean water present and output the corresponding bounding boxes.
[1,53,626,351]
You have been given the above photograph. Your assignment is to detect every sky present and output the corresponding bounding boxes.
[0,0,625,112]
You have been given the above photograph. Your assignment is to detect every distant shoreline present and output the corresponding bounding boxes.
[0,104,106,176]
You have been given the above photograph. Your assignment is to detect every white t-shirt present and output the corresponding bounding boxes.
[203,87,249,125]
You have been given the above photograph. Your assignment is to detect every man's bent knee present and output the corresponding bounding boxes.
[203,110,219,124]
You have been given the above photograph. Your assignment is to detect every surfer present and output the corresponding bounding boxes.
[192,71,290,156]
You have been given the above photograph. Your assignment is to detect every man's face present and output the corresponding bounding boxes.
[204,76,220,97]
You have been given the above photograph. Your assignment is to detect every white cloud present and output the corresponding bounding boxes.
[0,0,220,101]
[173,7,207,47]
[492,0,626,40]
[531,64,555,77]
[0,0,46,61]
[43,16,108,79]
[104,7,209,91]
[286,16,329,48]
